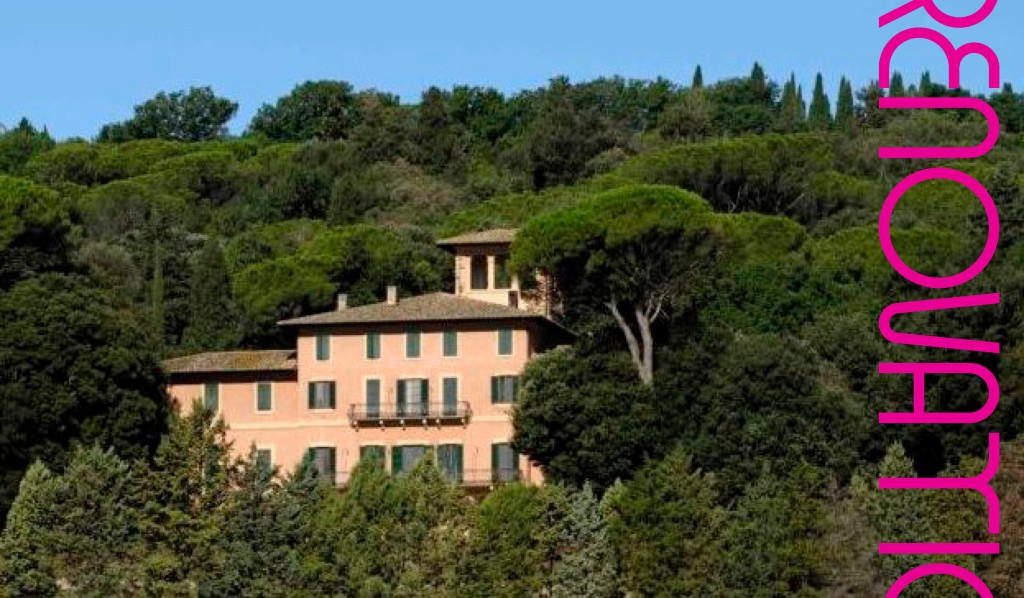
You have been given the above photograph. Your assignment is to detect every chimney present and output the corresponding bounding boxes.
[386,286,398,305]
[336,293,348,311]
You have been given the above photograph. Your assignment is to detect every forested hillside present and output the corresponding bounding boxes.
[2,65,1024,595]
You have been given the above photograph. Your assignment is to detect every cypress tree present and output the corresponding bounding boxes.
[890,72,906,97]
[808,73,832,130]
[774,73,805,132]
[182,239,240,351]
[749,62,771,105]
[919,71,933,97]
[836,77,855,130]
[750,63,765,89]
[149,241,165,352]
[692,65,704,90]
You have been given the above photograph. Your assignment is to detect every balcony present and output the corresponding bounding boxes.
[347,401,472,428]
[323,467,524,488]
[461,468,522,487]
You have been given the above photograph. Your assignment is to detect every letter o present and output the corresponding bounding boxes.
[879,168,999,289]
[887,563,993,597]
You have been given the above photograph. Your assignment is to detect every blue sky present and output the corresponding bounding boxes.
[2,0,1020,139]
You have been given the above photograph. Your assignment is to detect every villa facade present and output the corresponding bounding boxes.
[163,229,571,488]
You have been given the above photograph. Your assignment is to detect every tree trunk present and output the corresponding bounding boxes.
[634,305,655,385]
[607,300,654,385]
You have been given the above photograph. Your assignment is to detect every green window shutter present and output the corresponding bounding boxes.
[366,379,380,416]
[316,334,330,360]
[455,445,463,482]
[397,380,407,415]
[328,382,337,409]
[443,330,458,357]
[366,333,380,359]
[490,377,499,403]
[204,383,219,411]
[443,378,458,415]
[498,329,513,355]
[361,445,384,468]
[307,383,315,409]
[257,383,272,411]
[471,255,488,289]
[491,444,500,482]
[392,446,404,474]
[420,379,429,412]
[328,448,337,482]
[406,329,421,358]
[494,255,511,289]
[256,449,272,472]
[512,376,520,403]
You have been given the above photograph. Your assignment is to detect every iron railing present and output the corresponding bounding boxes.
[347,401,472,427]
[319,467,524,488]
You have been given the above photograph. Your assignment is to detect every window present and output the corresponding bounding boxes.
[365,379,381,418]
[316,333,330,361]
[203,383,219,412]
[256,449,273,473]
[494,254,511,289]
[470,255,488,290]
[308,447,336,483]
[492,443,519,483]
[256,383,273,412]
[392,445,428,476]
[406,328,421,358]
[498,328,513,356]
[397,378,429,417]
[443,330,458,357]
[442,377,458,416]
[360,445,385,469]
[438,444,463,482]
[308,381,336,410]
[366,332,381,360]
[491,375,520,404]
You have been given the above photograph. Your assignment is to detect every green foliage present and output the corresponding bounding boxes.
[0,176,72,289]
[808,73,832,130]
[604,449,724,596]
[182,239,241,351]
[526,77,617,189]
[687,333,862,497]
[233,223,448,345]
[836,77,856,130]
[0,274,168,519]
[775,74,806,133]
[99,86,238,142]
[614,133,835,221]
[467,483,551,596]
[249,80,359,141]
[513,347,665,489]
[722,465,831,596]
[0,119,55,175]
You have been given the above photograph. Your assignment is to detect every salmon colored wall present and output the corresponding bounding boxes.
[166,321,545,486]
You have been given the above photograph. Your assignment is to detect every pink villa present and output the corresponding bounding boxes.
[164,229,571,488]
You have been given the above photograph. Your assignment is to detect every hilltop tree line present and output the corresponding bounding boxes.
[2,64,1024,595]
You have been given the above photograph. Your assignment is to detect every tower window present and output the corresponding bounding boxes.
[470,255,488,290]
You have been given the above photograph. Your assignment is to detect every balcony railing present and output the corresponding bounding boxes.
[347,401,472,427]
[320,467,524,488]
[461,468,522,487]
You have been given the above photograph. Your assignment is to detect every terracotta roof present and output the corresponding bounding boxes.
[436,228,517,246]
[163,350,297,374]
[278,292,555,327]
